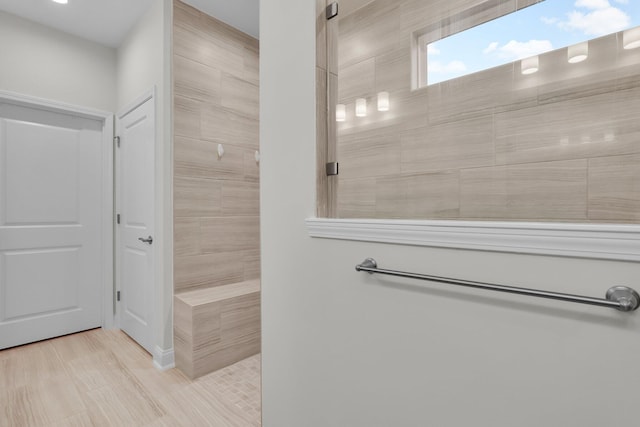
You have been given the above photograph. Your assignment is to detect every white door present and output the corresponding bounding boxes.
[0,102,103,350]
[117,95,155,354]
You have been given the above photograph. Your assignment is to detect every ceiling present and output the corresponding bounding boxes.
[182,0,259,39]
[0,0,259,48]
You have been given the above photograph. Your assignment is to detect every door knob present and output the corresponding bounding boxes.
[138,236,153,245]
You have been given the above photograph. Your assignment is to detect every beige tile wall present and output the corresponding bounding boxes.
[173,0,260,294]
[333,0,640,223]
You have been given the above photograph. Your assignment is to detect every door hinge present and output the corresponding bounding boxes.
[117,291,121,302]
[327,2,338,20]
[116,213,121,224]
[114,136,120,147]
[326,162,339,176]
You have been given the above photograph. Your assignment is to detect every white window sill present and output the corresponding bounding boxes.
[306,218,640,262]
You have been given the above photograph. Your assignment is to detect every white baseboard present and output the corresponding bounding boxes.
[153,346,175,371]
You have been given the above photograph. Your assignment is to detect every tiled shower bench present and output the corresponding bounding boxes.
[174,279,261,379]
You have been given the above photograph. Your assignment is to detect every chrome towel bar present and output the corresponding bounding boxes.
[355,258,640,312]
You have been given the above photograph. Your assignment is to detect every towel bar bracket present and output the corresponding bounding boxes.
[355,258,639,312]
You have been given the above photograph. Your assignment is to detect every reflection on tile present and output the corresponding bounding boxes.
[339,1,402,70]
[338,57,375,103]
[495,89,640,165]
[589,154,640,221]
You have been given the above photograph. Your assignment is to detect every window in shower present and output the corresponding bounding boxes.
[417,0,640,87]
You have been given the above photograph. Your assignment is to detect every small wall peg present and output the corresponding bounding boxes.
[254,150,260,164]
[217,144,224,159]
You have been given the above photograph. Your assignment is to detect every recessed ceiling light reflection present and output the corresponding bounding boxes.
[52,0,68,4]
[521,56,539,75]
[623,27,640,50]
[568,42,588,63]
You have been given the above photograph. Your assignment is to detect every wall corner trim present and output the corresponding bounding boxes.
[306,218,640,262]
[153,346,175,371]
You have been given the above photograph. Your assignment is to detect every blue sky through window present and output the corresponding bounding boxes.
[427,0,640,84]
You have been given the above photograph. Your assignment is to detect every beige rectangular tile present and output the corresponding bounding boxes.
[460,166,508,219]
[427,62,514,125]
[401,116,494,174]
[174,176,222,218]
[376,172,460,219]
[221,73,259,119]
[375,47,411,93]
[243,149,260,182]
[174,54,221,102]
[194,294,260,377]
[201,104,259,148]
[222,181,260,216]
[173,297,195,378]
[337,177,376,218]
[243,249,261,281]
[200,216,260,254]
[173,11,244,77]
[174,136,245,180]
[461,160,587,220]
[505,159,587,220]
[174,253,244,292]
[337,126,402,180]
[243,44,259,86]
[174,218,201,257]
[174,96,202,140]
[589,154,640,222]
[178,280,260,307]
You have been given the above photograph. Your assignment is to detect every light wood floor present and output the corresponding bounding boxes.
[0,329,261,426]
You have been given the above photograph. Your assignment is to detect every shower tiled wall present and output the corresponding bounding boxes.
[334,0,640,223]
[173,0,260,293]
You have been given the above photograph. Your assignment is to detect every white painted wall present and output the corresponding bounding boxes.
[0,10,117,112]
[117,0,174,362]
[259,1,640,426]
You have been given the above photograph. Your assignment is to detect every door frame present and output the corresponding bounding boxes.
[114,87,156,347]
[0,89,116,330]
